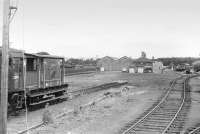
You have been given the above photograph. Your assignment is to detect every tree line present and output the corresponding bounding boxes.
[65,58,99,66]
[157,57,200,66]
[65,57,200,67]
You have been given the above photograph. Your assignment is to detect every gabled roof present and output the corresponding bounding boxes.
[134,57,153,63]
[100,56,133,61]
[193,60,200,65]
[0,47,24,57]
[25,53,64,59]
[119,56,128,60]
[100,56,117,61]
[119,56,132,61]
[0,47,64,59]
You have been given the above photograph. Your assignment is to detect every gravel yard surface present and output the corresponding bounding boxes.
[181,76,200,133]
[65,70,178,92]
[8,70,178,134]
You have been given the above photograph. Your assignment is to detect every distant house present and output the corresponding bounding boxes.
[97,56,116,71]
[192,60,200,72]
[97,56,133,71]
[128,65,137,73]
[128,52,163,74]
[130,52,153,73]
[118,56,133,72]
[153,61,163,74]
[97,53,163,74]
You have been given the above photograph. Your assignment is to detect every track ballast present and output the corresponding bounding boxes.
[120,75,193,134]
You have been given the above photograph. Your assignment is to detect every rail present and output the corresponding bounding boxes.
[16,81,127,134]
[188,127,200,134]
[161,76,188,133]
[120,74,194,134]
[121,77,179,134]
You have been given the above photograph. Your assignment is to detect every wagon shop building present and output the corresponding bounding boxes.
[97,52,163,73]
[129,52,163,74]
[131,57,153,73]
[97,56,133,71]
[97,56,115,71]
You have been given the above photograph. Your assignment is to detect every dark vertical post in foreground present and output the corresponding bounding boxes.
[61,59,65,85]
[0,0,10,133]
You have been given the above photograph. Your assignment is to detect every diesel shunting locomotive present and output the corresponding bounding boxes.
[0,48,68,112]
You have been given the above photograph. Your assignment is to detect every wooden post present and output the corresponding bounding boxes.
[61,59,65,85]
[23,57,26,90]
[0,0,10,133]
[37,58,41,88]
[43,59,46,88]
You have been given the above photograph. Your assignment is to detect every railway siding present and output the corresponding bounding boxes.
[120,75,195,134]
[8,71,179,134]
[183,76,200,134]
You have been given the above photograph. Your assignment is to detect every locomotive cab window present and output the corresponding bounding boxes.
[26,58,37,71]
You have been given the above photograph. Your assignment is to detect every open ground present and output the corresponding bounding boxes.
[181,76,200,133]
[8,70,179,134]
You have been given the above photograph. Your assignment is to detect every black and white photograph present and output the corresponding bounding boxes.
[1,0,200,134]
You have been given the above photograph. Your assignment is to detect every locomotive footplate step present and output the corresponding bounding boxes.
[29,95,67,106]
[29,84,68,94]
[29,88,66,97]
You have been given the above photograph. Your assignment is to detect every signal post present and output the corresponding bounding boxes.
[1,0,10,133]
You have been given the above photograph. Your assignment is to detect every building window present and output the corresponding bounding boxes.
[26,58,37,71]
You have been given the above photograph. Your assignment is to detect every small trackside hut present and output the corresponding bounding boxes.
[0,48,68,112]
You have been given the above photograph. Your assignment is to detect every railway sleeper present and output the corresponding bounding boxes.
[154,109,180,113]
[144,118,172,122]
[151,112,177,115]
[166,127,185,134]
[161,104,182,107]
[138,124,169,128]
[150,112,176,116]
[148,115,176,119]
[132,129,161,134]
[189,129,200,134]
[144,120,170,124]
[159,108,181,112]
[145,117,174,122]
[134,125,166,131]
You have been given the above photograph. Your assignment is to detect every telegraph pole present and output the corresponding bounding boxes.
[0,0,10,133]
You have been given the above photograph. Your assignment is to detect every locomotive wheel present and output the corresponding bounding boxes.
[10,93,24,111]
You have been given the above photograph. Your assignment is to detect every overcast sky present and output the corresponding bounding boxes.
[0,0,200,58]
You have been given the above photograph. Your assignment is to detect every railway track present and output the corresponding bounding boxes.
[11,81,127,115]
[184,75,200,134]
[186,126,200,134]
[67,81,128,98]
[120,75,192,134]
[16,81,128,134]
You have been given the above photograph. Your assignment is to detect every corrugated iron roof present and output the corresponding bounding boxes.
[193,60,200,65]
[0,47,64,59]
[25,53,64,59]
[133,57,153,63]
[0,47,24,57]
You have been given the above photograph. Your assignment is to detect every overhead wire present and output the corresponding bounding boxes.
[10,0,30,133]
[9,0,18,23]
[9,8,17,24]
[19,0,30,133]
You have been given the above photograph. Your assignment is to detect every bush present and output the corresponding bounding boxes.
[194,64,200,72]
